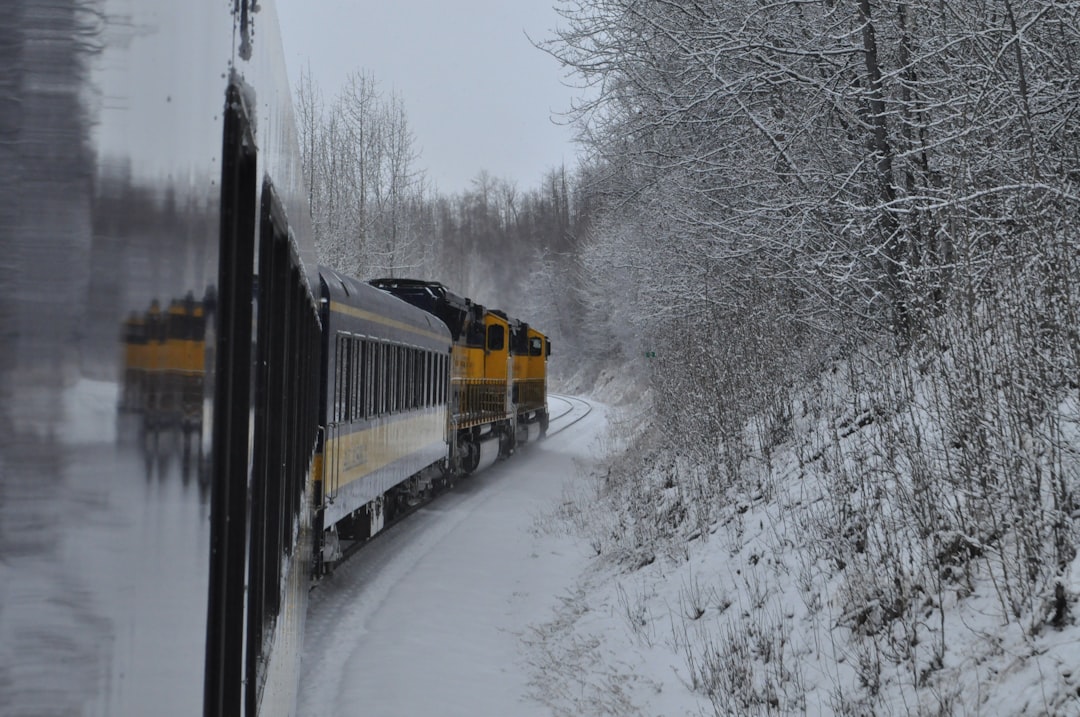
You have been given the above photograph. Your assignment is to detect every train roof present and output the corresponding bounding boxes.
[369,277,476,341]
[320,268,452,345]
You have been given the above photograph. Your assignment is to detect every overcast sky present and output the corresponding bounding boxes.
[275,0,580,195]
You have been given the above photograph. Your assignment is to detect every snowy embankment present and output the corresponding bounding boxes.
[546,355,1080,716]
[298,362,1079,716]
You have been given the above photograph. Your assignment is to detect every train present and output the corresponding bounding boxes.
[0,1,548,716]
[312,273,551,572]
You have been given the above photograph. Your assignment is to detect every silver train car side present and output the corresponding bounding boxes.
[1,2,318,716]
[314,269,454,571]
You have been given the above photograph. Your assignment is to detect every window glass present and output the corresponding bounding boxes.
[372,342,382,415]
[488,324,505,351]
[334,335,347,422]
[352,338,362,421]
[412,348,421,409]
[384,344,394,414]
[440,355,447,404]
[425,351,432,407]
[364,340,373,418]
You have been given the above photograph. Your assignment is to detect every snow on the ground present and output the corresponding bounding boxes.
[296,397,605,716]
[297,389,1080,716]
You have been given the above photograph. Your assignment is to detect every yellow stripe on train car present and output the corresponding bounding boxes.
[323,410,446,490]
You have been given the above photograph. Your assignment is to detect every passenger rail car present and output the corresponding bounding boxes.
[314,269,453,571]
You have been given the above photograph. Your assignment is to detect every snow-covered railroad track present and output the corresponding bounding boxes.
[545,393,592,437]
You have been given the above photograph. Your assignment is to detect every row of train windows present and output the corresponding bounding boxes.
[333,333,449,423]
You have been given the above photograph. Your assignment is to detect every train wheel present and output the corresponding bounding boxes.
[458,434,480,474]
[498,422,515,458]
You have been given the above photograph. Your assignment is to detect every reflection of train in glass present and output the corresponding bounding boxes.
[121,292,212,435]
[3,3,552,715]
[5,2,317,716]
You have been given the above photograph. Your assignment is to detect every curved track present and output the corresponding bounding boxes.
[545,393,593,437]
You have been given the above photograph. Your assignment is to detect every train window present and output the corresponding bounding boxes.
[361,340,370,418]
[390,344,396,414]
[418,350,425,408]
[341,337,349,421]
[412,348,419,409]
[385,342,392,415]
[346,338,355,421]
[387,343,394,415]
[394,346,402,413]
[373,342,384,416]
[418,349,425,408]
[488,324,505,352]
[420,350,428,408]
[465,316,485,348]
[360,341,369,423]
[333,340,339,421]
[426,351,432,407]
[350,338,360,421]
[334,336,347,422]
[439,354,446,405]
[369,340,377,417]
[349,337,357,421]
[395,346,400,411]
[404,347,412,410]
[401,346,407,410]
[530,337,543,357]
[403,347,410,410]
[512,324,528,355]
[412,348,421,409]
[346,337,357,421]
[355,339,366,421]
[405,348,413,410]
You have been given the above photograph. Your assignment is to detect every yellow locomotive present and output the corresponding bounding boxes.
[369,279,550,475]
[510,317,552,436]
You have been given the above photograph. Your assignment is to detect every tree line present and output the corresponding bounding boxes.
[538,0,1080,705]
[293,68,590,358]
